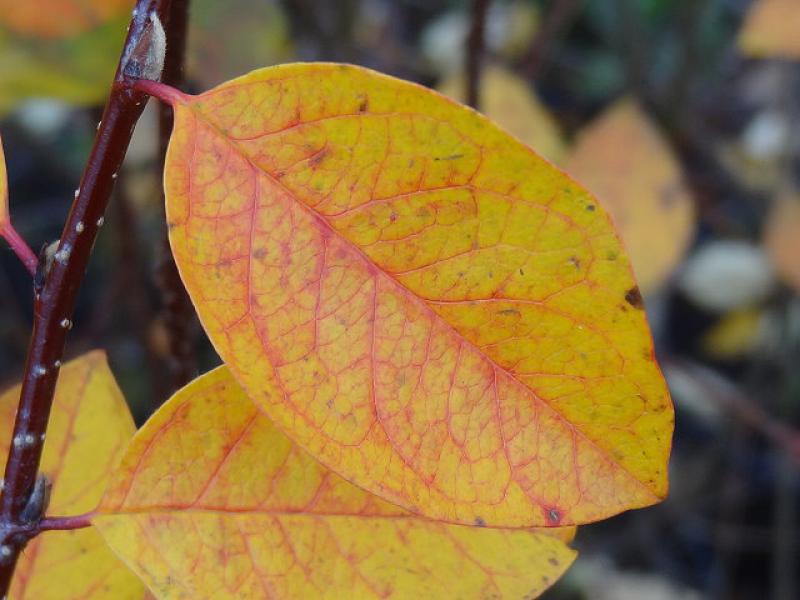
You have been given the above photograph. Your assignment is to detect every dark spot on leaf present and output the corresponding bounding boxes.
[606,250,618,261]
[473,516,486,527]
[568,256,581,269]
[253,248,267,259]
[548,557,559,566]
[433,154,464,161]
[545,507,562,525]
[585,204,596,211]
[625,286,644,309]
[519,268,525,276]
[497,308,521,317]
[358,97,369,112]
[308,147,329,169]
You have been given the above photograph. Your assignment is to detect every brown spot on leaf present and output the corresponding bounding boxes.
[358,96,369,112]
[625,286,644,309]
[548,557,559,567]
[585,204,596,211]
[568,256,581,269]
[473,516,486,527]
[497,309,521,317]
[433,154,464,161]
[308,147,329,169]
[253,248,267,259]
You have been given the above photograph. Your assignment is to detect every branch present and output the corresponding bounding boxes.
[0,1,173,592]
[465,0,491,109]
[522,0,583,80]
[665,357,800,465]
[155,0,198,400]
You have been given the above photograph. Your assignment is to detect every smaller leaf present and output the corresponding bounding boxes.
[0,352,145,599]
[764,194,800,293]
[738,0,800,60]
[0,0,130,39]
[439,65,566,163]
[95,367,576,600]
[566,99,694,295]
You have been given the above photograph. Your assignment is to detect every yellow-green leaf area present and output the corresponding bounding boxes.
[0,352,144,599]
[162,63,673,528]
[96,367,576,599]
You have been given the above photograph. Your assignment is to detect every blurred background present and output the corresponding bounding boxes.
[1,0,799,598]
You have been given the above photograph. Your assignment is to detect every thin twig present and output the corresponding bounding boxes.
[465,0,491,110]
[522,0,582,80]
[0,1,173,593]
[155,0,198,400]
[665,358,800,465]
[0,225,37,276]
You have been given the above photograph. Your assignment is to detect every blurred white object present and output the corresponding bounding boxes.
[678,240,776,312]
[742,110,790,161]
[420,3,538,75]
[569,557,703,600]
[14,100,70,138]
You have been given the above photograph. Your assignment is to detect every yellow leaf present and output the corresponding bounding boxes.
[738,0,800,60]
[764,194,800,293]
[0,0,129,39]
[438,65,566,163]
[152,63,672,528]
[0,352,145,599]
[566,99,695,295]
[0,133,7,227]
[95,367,577,600]
[702,308,765,359]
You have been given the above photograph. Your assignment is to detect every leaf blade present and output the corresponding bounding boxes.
[0,352,145,599]
[163,63,673,527]
[96,367,576,600]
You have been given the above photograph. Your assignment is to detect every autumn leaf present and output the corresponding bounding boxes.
[0,352,145,599]
[566,99,694,295]
[95,366,577,599]
[438,65,566,163]
[0,0,129,39]
[145,63,673,528]
[764,194,800,293]
[738,0,800,60]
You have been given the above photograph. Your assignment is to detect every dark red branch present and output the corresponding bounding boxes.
[522,0,582,80]
[0,1,173,593]
[465,0,491,110]
[154,0,199,400]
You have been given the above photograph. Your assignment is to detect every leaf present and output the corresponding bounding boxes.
[764,194,800,293]
[157,63,673,527]
[0,133,8,227]
[0,0,129,39]
[0,18,128,115]
[95,367,577,600]
[438,65,566,163]
[0,352,145,599]
[738,0,800,60]
[565,99,694,295]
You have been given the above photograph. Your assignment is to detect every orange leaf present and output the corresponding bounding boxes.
[566,99,695,295]
[0,352,145,599]
[0,0,130,39]
[153,63,673,528]
[95,367,576,599]
[738,0,800,60]
[764,193,800,292]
